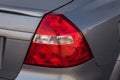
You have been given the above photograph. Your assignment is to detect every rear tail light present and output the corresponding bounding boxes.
[24,13,92,67]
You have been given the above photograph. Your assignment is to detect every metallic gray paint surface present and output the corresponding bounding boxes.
[110,61,120,80]
[0,12,41,33]
[118,54,120,60]
[56,0,120,30]
[0,39,30,79]
[56,0,120,65]
[0,29,33,40]
[84,15,120,65]
[0,0,72,11]
[15,0,120,80]
[0,12,42,40]
[0,5,47,17]
[0,0,119,80]
[0,78,8,80]
[16,60,115,80]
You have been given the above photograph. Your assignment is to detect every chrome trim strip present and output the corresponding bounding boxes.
[0,5,47,17]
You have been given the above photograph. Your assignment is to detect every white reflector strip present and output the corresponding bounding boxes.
[33,34,74,44]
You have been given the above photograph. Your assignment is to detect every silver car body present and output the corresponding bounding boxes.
[0,0,119,80]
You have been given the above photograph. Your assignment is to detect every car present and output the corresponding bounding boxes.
[0,0,119,80]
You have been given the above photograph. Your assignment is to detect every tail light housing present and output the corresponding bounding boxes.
[24,13,92,67]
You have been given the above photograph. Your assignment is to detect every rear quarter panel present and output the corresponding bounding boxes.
[55,0,120,65]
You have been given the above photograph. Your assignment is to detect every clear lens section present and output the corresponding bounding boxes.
[33,34,74,44]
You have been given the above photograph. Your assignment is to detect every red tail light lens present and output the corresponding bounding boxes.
[24,13,92,67]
